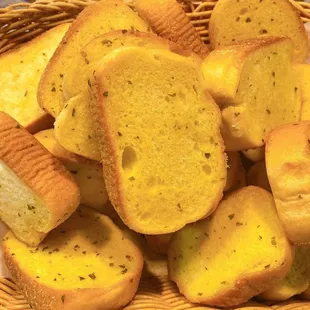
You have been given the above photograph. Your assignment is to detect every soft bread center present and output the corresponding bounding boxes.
[0,160,50,235]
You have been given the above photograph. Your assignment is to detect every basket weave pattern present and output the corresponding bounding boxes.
[0,0,310,309]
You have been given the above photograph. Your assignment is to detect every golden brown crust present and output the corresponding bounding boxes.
[266,121,310,245]
[0,112,80,234]
[134,0,209,58]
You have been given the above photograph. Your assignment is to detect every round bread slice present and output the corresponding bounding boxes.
[0,112,80,246]
[201,36,301,151]
[90,46,227,234]
[168,186,293,308]
[57,31,196,161]
[266,121,310,245]
[3,207,143,310]
[133,0,209,58]
[247,161,271,192]
[38,0,150,118]
[259,246,310,301]
[209,0,309,63]
[34,129,112,214]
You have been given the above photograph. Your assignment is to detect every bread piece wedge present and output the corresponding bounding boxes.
[242,147,265,163]
[57,31,191,160]
[294,64,310,121]
[38,0,149,118]
[225,152,246,192]
[209,0,309,63]
[201,37,301,151]
[168,186,293,307]
[34,129,111,214]
[266,121,310,245]
[0,23,69,133]
[3,207,143,310]
[0,112,80,246]
[133,0,209,58]
[145,234,172,256]
[90,47,226,234]
[248,161,271,192]
[259,247,310,301]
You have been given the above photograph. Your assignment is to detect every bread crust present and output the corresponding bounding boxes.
[3,208,143,310]
[0,112,80,243]
[266,121,310,245]
[134,0,209,58]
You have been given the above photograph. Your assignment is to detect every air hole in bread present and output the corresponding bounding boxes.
[122,146,137,173]
[240,8,248,15]
[153,55,160,61]
[202,164,211,174]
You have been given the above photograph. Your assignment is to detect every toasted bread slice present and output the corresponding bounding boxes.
[56,31,192,160]
[294,64,310,121]
[266,121,310,244]
[225,152,246,192]
[34,129,111,214]
[242,147,265,163]
[209,0,309,63]
[90,47,226,234]
[202,37,301,151]
[3,207,143,310]
[133,0,209,58]
[0,24,69,133]
[247,161,271,192]
[259,247,310,301]
[38,0,149,118]
[145,234,172,256]
[0,112,80,246]
[168,186,293,307]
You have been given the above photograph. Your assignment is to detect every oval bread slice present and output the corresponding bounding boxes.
[38,0,149,118]
[168,186,293,307]
[266,121,310,245]
[3,207,144,310]
[0,112,80,246]
[34,129,111,214]
[209,0,309,63]
[90,46,227,234]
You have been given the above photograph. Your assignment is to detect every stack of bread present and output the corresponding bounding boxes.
[1,0,310,309]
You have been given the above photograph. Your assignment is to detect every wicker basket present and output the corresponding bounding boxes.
[0,0,310,309]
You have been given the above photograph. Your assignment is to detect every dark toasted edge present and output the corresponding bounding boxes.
[134,0,209,58]
[25,113,55,135]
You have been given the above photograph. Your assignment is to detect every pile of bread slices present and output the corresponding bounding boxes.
[1,0,310,308]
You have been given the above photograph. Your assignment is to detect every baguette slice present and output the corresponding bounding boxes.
[0,112,80,246]
[3,207,143,310]
[247,161,271,192]
[266,121,310,244]
[201,37,301,151]
[259,247,310,301]
[168,186,293,307]
[34,129,111,214]
[38,0,149,118]
[209,0,309,63]
[133,0,209,58]
[0,23,69,133]
[225,152,246,192]
[242,147,265,163]
[56,31,193,160]
[294,64,310,121]
[91,47,226,234]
